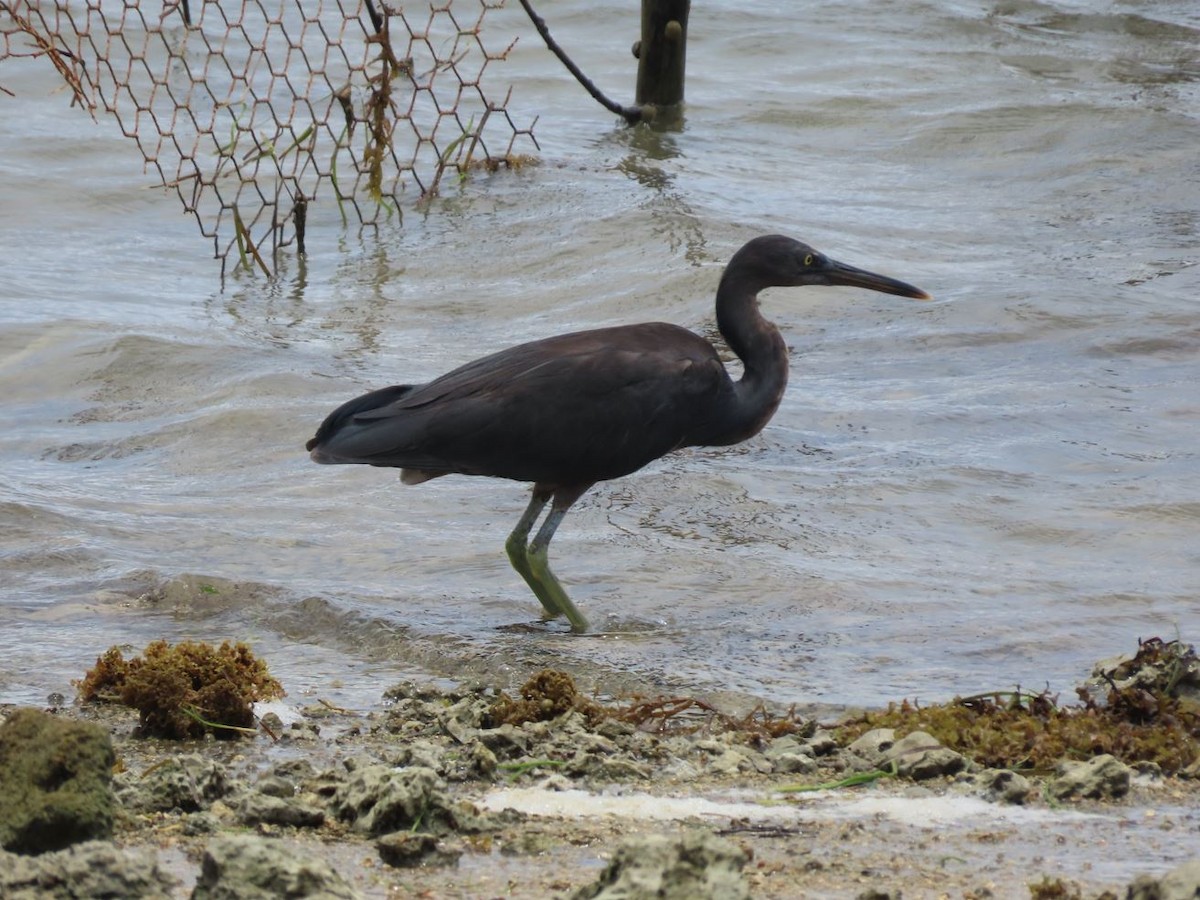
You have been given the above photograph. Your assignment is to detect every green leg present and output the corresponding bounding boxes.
[527,505,589,634]
[505,489,563,620]
[504,487,591,633]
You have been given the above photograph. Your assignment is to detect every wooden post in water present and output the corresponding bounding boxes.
[634,0,690,112]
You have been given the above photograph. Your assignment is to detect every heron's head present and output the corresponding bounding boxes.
[727,234,931,300]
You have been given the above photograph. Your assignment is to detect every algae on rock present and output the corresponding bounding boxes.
[0,708,116,854]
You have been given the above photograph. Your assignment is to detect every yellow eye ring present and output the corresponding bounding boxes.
[804,254,814,266]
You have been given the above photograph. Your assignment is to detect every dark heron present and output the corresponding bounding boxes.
[307,235,930,633]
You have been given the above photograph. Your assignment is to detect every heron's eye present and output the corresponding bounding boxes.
[803,254,814,266]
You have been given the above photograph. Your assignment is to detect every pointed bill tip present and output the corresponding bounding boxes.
[824,258,931,301]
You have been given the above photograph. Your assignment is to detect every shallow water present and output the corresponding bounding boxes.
[1,0,1198,710]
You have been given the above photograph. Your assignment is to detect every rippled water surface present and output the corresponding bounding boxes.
[2,0,1198,710]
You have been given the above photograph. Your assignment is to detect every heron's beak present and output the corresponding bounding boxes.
[824,258,932,301]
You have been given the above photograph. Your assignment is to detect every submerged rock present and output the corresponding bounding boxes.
[0,840,175,899]
[192,834,359,900]
[376,831,463,868]
[572,830,750,900]
[0,708,116,854]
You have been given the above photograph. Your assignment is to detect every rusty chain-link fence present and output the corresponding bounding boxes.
[1,0,539,275]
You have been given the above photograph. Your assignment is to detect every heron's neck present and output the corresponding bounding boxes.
[715,280,789,443]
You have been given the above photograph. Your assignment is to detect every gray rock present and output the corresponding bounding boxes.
[191,834,359,899]
[764,736,817,775]
[801,728,840,757]
[846,728,896,769]
[308,767,349,800]
[182,812,223,836]
[572,829,750,900]
[0,840,176,899]
[255,774,296,799]
[695,738,729,754]
[885,731,967,780]
[764,735,803,758]
[282,721,321,742]
[332,765,442,835]
[389,738,447,773]
[331,764,487,836]
[975,768,1033,804]
[768,751,818,775]
[707,748,755,776]
[382,680,447,704]
[272,758,318,782]
[0,707,115,853]
[237,792,325,828]
[437,695,489,743]
[530,773,572,792]
[595,716,637,740]
[1047,754,1131,801]
[468,740,498,777]
[595,758,653,780]
[341,754,379,774]
[571,729,620,756]
[1126,859,1200,900]
[1155,858,1200,899]
[478,723,530,757]
[117,753,231,813]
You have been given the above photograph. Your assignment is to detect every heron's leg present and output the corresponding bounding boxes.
[504,489,563,619]
[526,496,589,634]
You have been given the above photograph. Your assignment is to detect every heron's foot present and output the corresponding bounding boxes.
[528,545,589,634]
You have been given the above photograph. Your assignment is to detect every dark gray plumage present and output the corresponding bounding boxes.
[308,235,930,632]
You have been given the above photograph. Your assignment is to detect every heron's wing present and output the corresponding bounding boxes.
[311,324,732,483]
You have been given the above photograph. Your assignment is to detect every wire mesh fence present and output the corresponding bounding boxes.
[1,0,539,275]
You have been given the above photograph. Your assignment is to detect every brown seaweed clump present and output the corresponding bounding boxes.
[836,637,1200,774]
[487,669,811,748]
[615,695,811,743]
[76,640,284,740]
[487,669,608,727]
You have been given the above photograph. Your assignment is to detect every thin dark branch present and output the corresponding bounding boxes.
[363,0,384,34]
[517,0,643,124]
